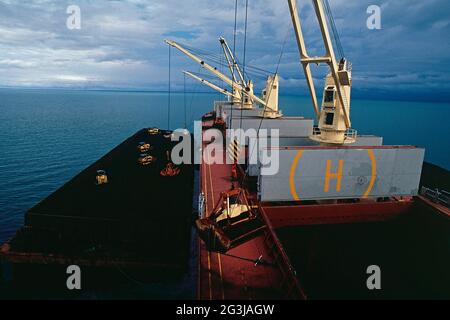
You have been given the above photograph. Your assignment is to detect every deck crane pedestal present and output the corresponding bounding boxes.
[288,0,355,144]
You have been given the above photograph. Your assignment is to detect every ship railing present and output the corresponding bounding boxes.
[256,204,307,300]
[198,192,206,218]
[420,186,450,208]
[214,100,234,115]
[312,127,358,140]
[345,128,358,140]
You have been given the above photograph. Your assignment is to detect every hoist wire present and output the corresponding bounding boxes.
[187,66,203,127]
[243,21,291,183]
[178,41,274,76]
[323,0,344,59]
[167,44,171,130]
[239,0,249,131]
[230,0,238,128]
[189,71,263,88]
[196,53,272,77]
[183,72,187,129]
[323,0,342,57]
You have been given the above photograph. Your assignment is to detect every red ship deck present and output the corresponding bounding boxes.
[198,124,305,300]
[197,119,426,300]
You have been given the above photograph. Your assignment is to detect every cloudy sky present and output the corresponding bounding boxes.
[0,0,449,101]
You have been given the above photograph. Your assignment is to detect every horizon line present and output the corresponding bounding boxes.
[0,86,449,104]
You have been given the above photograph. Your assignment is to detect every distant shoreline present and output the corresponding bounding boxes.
[0,86,314,98]
[0,87,217,95]
[1,86,449,104]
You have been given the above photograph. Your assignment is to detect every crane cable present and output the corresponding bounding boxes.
[239,0,249,131]
[242,25,290,184]
[178,42,274,77]
[187,66,202,127]
[183,72,187,129]
[167,44,171,130]
[323,0,345,59]
[230,0,238,129]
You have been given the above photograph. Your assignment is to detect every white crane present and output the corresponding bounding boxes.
[219,37,246,86]
[165,39,281,118]
[183,71,240,101]
[288,0,355,144]
[219,36,281,116]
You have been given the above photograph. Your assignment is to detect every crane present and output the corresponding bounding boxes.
[183,71,240,102]
[288,0,355,144]
[219,36,280,115]
[165,39,281,118]
[219,37,246,86]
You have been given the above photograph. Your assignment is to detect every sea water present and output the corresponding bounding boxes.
[0,88,449,243]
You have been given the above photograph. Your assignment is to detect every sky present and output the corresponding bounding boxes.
[0,0,449,101]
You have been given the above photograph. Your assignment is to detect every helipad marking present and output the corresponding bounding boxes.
[289,149,377,201]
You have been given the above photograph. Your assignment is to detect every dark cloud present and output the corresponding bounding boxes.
[0,0,448,101]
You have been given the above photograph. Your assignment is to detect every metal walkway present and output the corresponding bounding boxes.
[198,122,305,300]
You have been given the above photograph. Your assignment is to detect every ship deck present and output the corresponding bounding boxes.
[199,117,450,299]
[1,120,447,299]
[198,121,305,300]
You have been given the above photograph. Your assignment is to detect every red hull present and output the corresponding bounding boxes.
[262,200,413,229]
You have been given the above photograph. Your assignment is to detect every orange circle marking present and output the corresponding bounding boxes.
[289,149,377,201]
[363,149,377,198]
[289,150,304,201]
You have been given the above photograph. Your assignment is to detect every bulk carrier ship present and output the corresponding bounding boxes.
[1,0,449,299]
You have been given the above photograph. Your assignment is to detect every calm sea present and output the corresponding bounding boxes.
[0,88,449,243]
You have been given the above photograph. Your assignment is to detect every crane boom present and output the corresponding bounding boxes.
[220,41,238,84]
[165,39,276,112]
[288,0,354,144]
[311,0,350,128]
[183,71,239,100]
[288,0,321,118]
[219,37,246,85]
[165,40,240,98]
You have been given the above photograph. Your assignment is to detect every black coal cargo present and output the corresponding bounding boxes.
[21,128,194,259]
